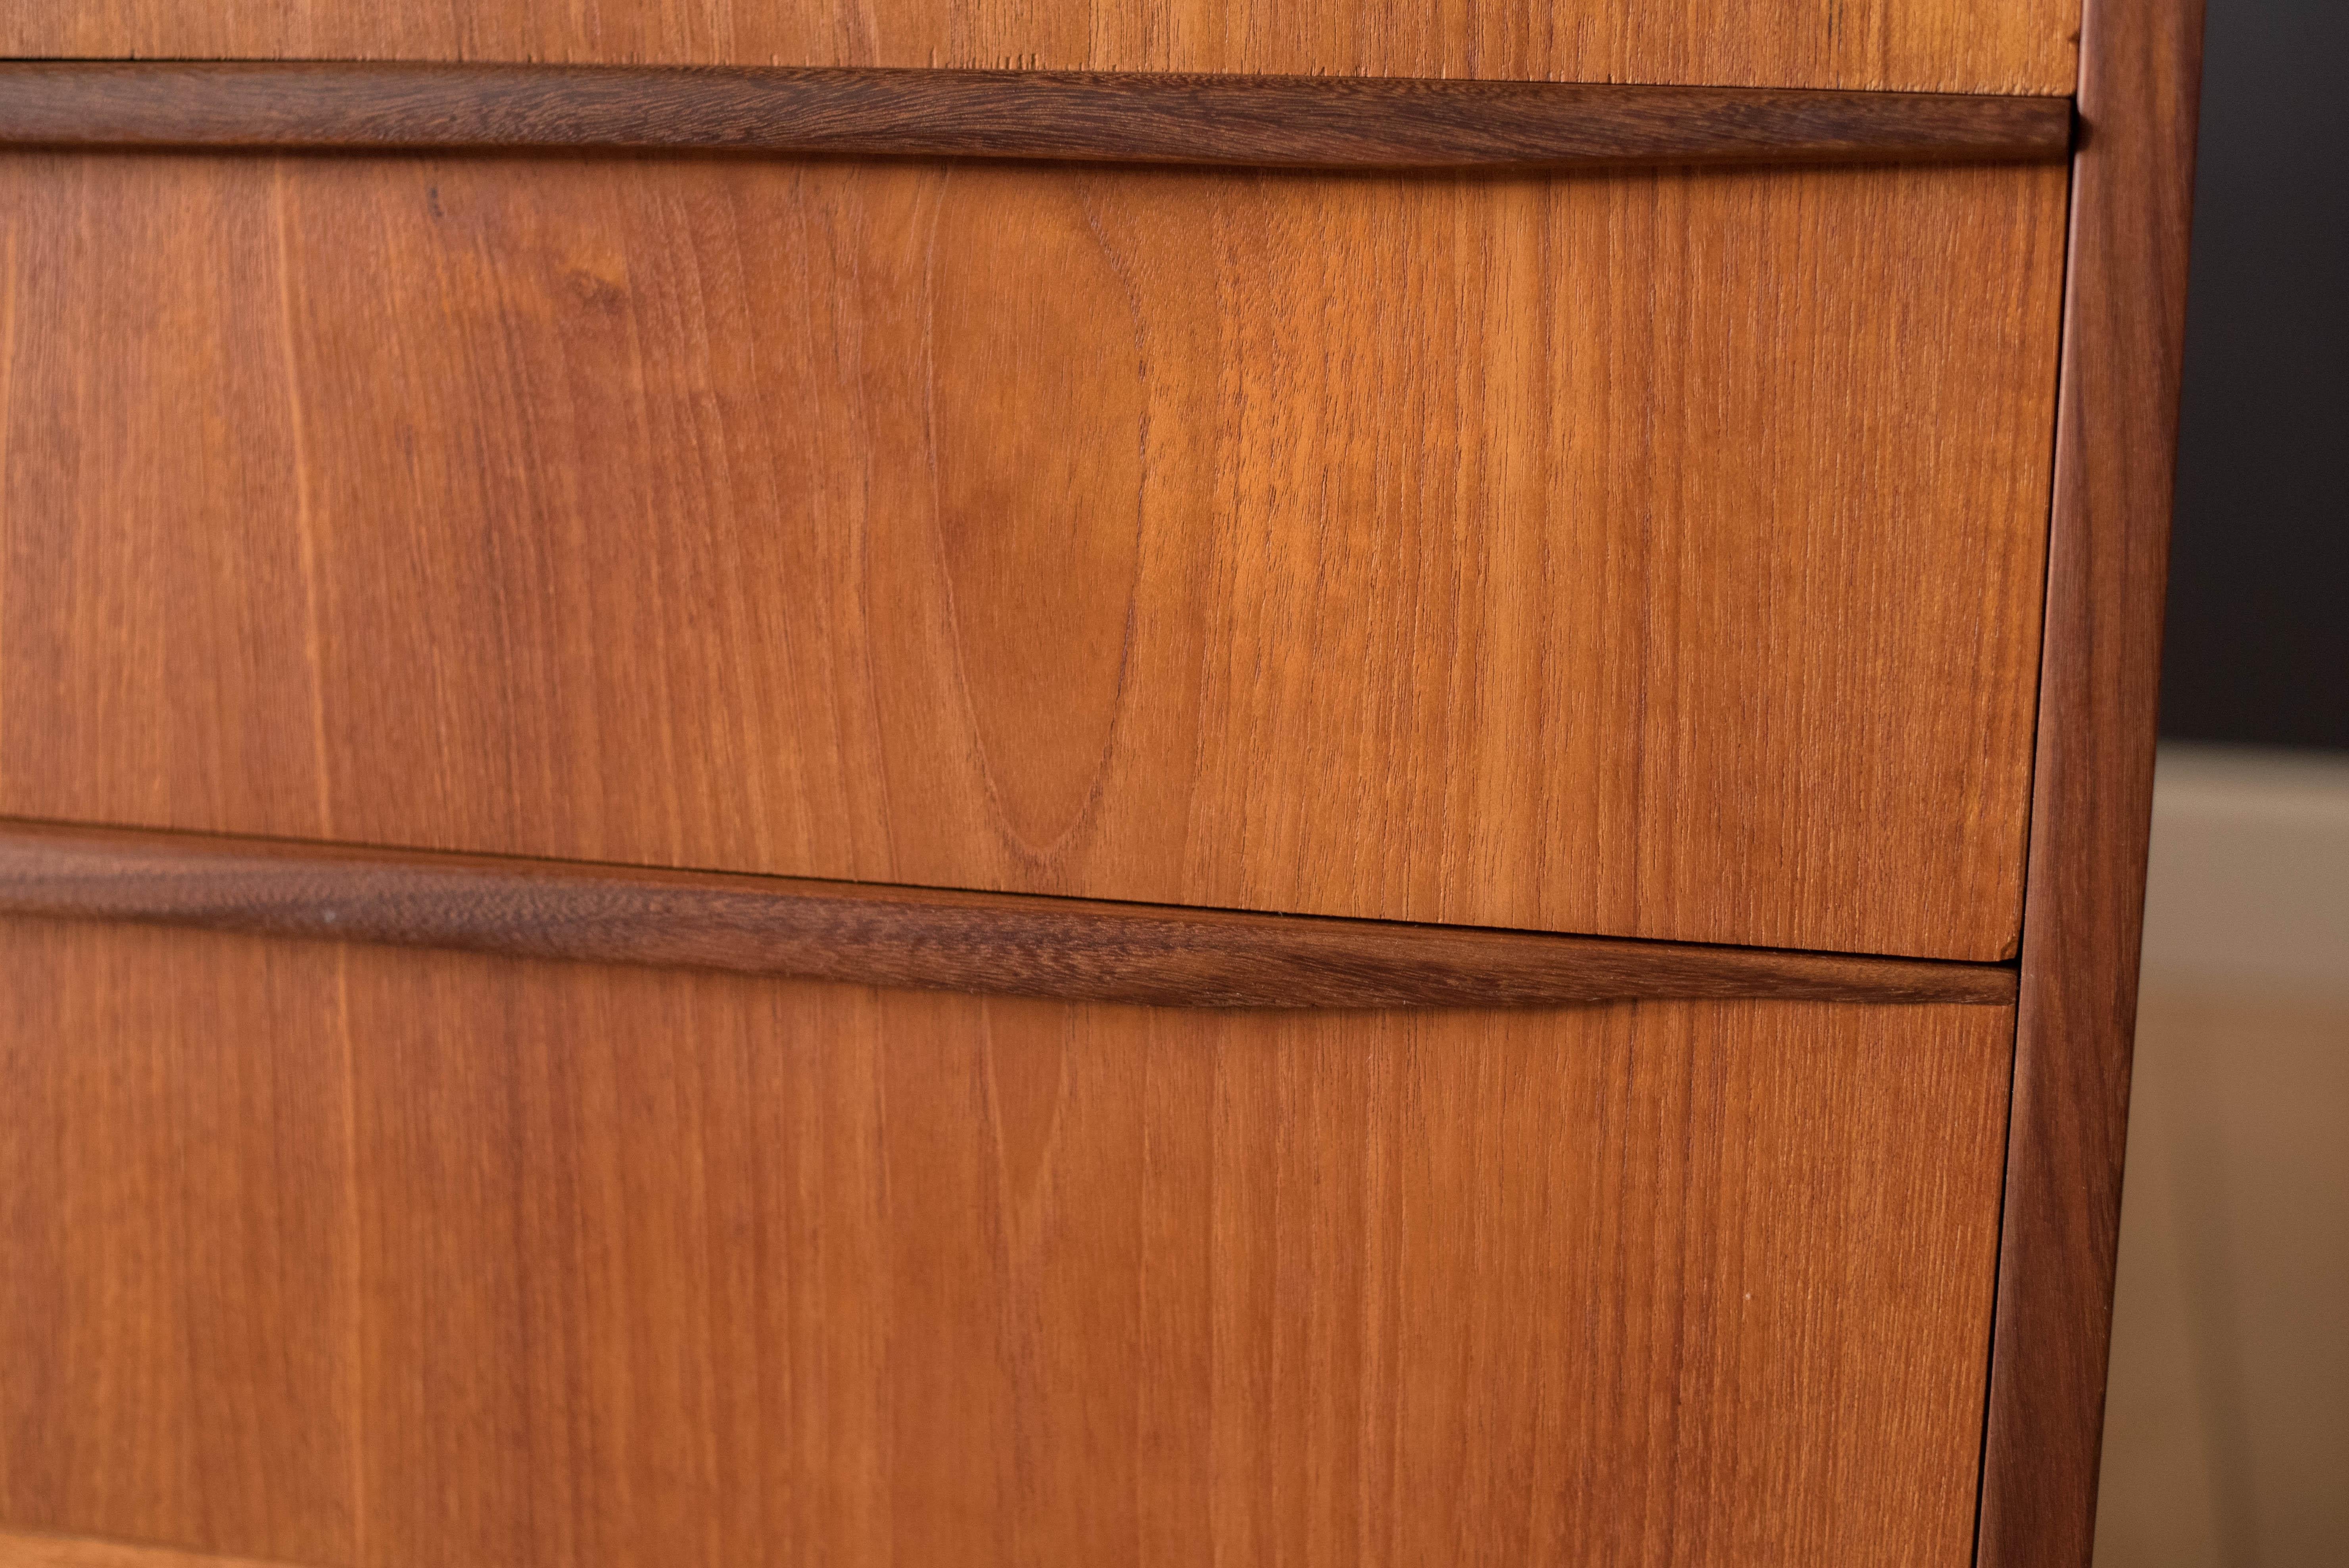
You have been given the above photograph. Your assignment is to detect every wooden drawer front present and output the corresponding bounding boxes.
[0,915,2013,1568]
[2,0,2078,96]
[0,153,2065,960]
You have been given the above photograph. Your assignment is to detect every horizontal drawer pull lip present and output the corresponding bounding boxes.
[0,818,2017,1008]
[0,62,2073,171]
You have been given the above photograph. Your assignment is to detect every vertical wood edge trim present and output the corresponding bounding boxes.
[0,819,2018,1008]
[0,63,2073,169]
[1977,1,2207,1564]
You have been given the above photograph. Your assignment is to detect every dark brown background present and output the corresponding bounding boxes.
[2160,0,2347,751]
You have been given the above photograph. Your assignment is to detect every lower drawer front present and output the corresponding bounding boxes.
[0,916,2013,1567]
[0,150,2066,961]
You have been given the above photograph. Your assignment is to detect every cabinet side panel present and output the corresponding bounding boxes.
[1980,0,2207,1562]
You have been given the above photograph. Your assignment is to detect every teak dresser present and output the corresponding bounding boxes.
[0,4,2201,1566]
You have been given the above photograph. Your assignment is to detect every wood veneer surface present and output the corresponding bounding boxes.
[0,915,2015,1568]
[0,154,2068,960]
[0,1532,306,1568]
[0,930,353,1565]
[0,1,2081,98]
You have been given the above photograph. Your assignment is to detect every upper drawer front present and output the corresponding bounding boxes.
[2,1,2079,94]
[0,151,2065,961]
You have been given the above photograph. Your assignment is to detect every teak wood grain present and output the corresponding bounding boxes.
[0,0,2080,98]
[0,153,2068,960]
[0,1532,299,1568]
[0,819,2019,1008]
[1979,0,2207,1564]
[0,935,352,1565]
[0,63,2075,172]
[0,913,2016,1568]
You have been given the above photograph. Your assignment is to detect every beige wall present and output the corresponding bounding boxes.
[2096,745,2349,1567]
